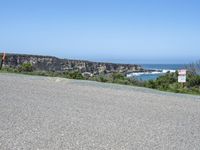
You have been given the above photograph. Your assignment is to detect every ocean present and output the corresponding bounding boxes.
[127,64,186,81]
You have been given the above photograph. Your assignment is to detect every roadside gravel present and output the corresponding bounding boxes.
[0,73,200,149]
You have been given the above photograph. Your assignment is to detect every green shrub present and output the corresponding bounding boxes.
[65,71,85,80]
[0,67,18,72]
[99,76,109,82]
[187,72,200,87]
[112,73,125,81]
[145,80,156,89]
[18,63,33,72]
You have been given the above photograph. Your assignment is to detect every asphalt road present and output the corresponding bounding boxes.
[0,73,200,150]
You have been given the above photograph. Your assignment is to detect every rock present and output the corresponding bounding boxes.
[1,53,144,75]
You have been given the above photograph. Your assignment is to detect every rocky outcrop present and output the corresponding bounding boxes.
[2,53,144,75]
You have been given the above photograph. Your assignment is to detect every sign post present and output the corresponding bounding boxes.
[178,69,187,87]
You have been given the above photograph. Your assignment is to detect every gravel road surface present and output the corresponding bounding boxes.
[0,73,200,150]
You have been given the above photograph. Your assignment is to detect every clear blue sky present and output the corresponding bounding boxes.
[0,0,199,64]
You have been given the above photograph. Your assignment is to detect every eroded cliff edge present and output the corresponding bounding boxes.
[2,53,144,75]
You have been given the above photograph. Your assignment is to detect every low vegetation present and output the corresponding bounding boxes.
[144,71,200,95]
[18,63,34,72]
[91,73,144,86]
[143,61,200,95]
[0,62,200,95]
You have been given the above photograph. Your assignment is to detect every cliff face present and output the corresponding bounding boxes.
[2,54,144,75]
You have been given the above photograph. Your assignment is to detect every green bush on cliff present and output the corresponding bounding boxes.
[18,63,34,72]
[92,76,109,82]
[99,76,109,82]
[111,73,129,85]
[64,71,85,80]
[112,73,125,81]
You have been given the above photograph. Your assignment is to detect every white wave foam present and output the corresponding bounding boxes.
[162,69,176,73]
[127,69,176,77]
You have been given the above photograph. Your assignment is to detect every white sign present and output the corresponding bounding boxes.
[178,75,186,83]
[178,69,186,75]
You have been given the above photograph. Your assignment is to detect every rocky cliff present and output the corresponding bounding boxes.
[1,53,144,75]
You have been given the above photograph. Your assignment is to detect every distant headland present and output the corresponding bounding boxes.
[1,53,145,76]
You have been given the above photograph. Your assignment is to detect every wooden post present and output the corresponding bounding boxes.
[0,59,3,70]
[0,52,6,70]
